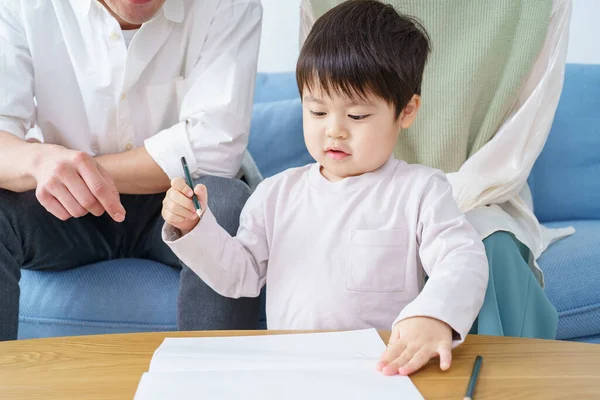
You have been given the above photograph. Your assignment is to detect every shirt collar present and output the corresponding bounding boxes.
[71,0,184,24]
[162,0,185,23]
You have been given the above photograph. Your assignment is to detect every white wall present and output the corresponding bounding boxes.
[256,0,301,73]
[257,0,600,73]
[566,0,600,65]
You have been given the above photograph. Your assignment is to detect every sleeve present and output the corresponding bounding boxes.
[145,1,263,179]
[446,0,572,213]
[0,1,37,139]
[394,172,489,345]
[162,180,270,298]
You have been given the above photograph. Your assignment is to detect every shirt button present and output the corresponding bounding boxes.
[110,32,120,41]
[125,143,134,151]
[120,92,127,101]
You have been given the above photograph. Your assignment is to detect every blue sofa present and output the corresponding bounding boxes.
[18,64,600,343]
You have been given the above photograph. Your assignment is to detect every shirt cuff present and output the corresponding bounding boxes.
[145,120,197,180]
[0,117,26,139]
[162,207,239,291]
[162,206,224,261]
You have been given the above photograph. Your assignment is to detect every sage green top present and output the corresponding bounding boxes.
[304,0,552,172]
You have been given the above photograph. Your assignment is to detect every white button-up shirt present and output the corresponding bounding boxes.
[0,0,263,179]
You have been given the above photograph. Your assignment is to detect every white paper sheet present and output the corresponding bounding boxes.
[149,329,386,372]
[134,370,424,400]
[134,329,424,400]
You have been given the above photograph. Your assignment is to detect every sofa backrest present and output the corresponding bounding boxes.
[254,72,301,103]
[529,63,600,222]
[248,73,312,178]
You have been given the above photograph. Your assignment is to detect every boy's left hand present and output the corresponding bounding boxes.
[377,316,453,376]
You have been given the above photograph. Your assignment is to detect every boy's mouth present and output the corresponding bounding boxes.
[325,148,350,160]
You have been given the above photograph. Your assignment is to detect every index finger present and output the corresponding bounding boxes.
[171,177,193,197]
[378,340,407,370]
[78,161,125,222]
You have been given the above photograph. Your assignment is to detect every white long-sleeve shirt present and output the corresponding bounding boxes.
[164,158,489,341]
[300,0,574,286]
[0,0,262,179]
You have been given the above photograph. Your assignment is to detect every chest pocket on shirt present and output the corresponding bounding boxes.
[145,77,186,133]
[347,229,408,292]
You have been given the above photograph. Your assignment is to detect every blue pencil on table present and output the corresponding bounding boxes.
[464,355,483,400]
[180,157,202,213]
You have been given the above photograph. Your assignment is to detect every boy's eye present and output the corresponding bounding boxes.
[348,114,370,120]
[310,110,326,117]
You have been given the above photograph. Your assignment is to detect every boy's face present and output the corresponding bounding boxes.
[302,87,420,182]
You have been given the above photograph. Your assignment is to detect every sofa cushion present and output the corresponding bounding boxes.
[18,259,179,339]
[248,98,313,178]
[529,64,600,222]
[571,334,600,344]
[19,259,268,339]
[539,220,600,340]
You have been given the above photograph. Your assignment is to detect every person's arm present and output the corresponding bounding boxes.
[0,128,125,222]
[0,1,37,192]
[395,172,489,342]
[163,180,269,298]
[378,172,489,376]
[446,0,571,213]
[0,132,37,192]
[103,1,262,195]
[95,146,169,194]
[0,2,124,221]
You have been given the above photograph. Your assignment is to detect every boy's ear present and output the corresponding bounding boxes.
[399,94,421,129]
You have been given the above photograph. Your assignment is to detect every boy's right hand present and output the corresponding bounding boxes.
[161,178,208,236]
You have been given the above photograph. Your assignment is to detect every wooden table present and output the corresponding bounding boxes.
[1,331,599,399]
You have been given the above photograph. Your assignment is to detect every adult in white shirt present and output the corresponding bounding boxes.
[0,0,263,341]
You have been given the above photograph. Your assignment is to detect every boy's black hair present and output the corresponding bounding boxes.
[297,0,431,118]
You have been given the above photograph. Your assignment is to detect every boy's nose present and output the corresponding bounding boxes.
[326,125,348,139]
